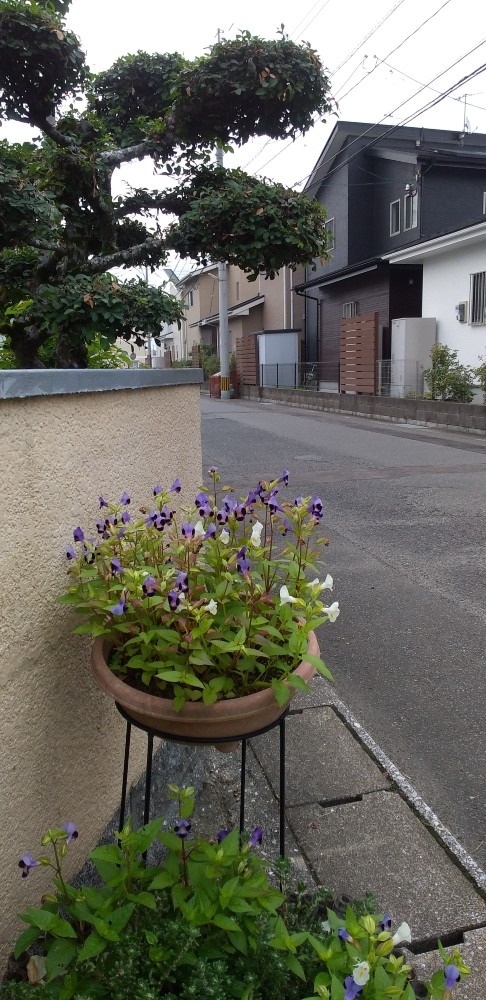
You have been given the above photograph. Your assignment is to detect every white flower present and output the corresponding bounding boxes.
[353,962,370,986]
[220,529,230,545]
[280,585,298,605]
[250,520,264,547]
[194,520,205,539]
[321,920,331,934]
[323,601,340,622]
[308,574,333,592]
[206,599,218,616]
[391,922,412,946]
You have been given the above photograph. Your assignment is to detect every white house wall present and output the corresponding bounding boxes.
[421,243,486,368]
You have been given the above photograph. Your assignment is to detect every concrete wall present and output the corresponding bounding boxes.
[0,369,203,969]
[421,243,486,368]
[240,383,486,435]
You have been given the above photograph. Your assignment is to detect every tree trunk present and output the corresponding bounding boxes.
[10,327,46,369]
[56,332,89,368]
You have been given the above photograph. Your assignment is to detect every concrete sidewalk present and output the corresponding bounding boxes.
[194,677,486,999]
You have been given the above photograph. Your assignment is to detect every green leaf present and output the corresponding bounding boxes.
[92,917,119,942]
[330,974,345,1000]
[303,653,334,681]
[45,939,77,982]
[284,953,306,980]
[227,929,248,954]
[212,913,241,933]
[76,931,107,963]
[14,925,41,958]
[89,844,122,865]
[128,891,156,909]
[106,903,134,933]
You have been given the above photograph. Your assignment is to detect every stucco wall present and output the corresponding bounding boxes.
[0,377,202,969]
[421,244,486,368]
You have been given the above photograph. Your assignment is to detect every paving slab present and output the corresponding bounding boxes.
[287,791,486,943]
[195,746,316,887]
[403,927,486,1000]
[251,706,390,806]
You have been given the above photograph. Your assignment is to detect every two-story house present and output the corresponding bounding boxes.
[296,121,486,389]
[175,263,304,370]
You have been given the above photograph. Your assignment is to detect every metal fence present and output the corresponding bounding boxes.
[259,362,339,390]
[376,360,424,398]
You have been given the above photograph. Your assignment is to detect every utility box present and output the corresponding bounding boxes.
[390,318,436,397]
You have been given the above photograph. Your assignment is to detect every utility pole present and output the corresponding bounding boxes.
[216,27,230,399]
[145,265,152,368]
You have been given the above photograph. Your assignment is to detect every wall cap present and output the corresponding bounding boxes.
[0,367,203,400]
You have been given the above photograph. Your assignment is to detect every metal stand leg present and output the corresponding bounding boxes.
[279,717,286,859]
[142,734,154,862]
[239,739,247,843]
[118,721,132,832]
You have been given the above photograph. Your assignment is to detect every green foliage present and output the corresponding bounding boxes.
[0,1,87,124]
[0,4,334,367]
[423,343,475,403]
[4,789,471,999]
[172,30,333,145]
[199,344,220,378]
[166,166,330,280]
[475,353,486,402]
[60,468,336,707]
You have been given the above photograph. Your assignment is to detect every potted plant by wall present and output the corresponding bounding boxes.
[60,469,338,749]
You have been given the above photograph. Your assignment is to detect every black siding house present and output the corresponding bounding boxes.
[296,122,486,379]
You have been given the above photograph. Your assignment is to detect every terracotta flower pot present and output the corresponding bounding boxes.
[91,631,319,752]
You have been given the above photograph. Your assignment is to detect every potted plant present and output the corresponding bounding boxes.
[60,468,338,748]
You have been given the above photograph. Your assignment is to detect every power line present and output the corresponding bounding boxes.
[302,59,486,194]
[381,58,486,113]
[295,0,333,38]
[289,0,326,38]
[292,36,486,189]
[330,0,407,76]
[334,0,452,100]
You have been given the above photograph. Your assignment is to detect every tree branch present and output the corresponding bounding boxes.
[83,237,166,274]
[99,141,157,167]
[31,116,79,151]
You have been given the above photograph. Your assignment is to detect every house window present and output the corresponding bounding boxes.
[235,280,240,301]
[188,290,193,307]
[483,192,486,214]
[342,301,358,319]
[404,191,418,230]
[325,217,335,248]
[470,271,486,325]
[390,200,400,236]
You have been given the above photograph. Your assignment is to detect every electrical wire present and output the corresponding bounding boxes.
[330,0,407,76]
[334,0,452,100]
[290,37,486,189]
[381,58,486,113]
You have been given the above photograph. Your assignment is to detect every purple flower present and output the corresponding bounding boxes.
[153,486,162,496]
[174,818,191,839]
[160,505,173,524]
[170,478,182,493]
[268,497,284,515]
[308,495,323,520]
[223,497,237,514]
[175,571,189,593]
[96,519,105,535]
[110,598,127,616]
[278,469,289,486]
[294,496,303,506]
[338,928,352,942]
[66,545,76,560]
[142,576,157,596]
[344,977,362,1000]
[195,492,212,515]
[98,496,109,508]
[121,511,131,525]
[236,546,250,575]
[204,523,217,539]
[246,489,259,506]
[73,527,84,543]
[63,822,78,845]
[209,466,218,474]
[248,827,263,847]
[217,828,231,843]
[117,528,126,539]
[235,504,247,521]
[444,966,461,989]
[18,852,40,878]
[168,589,181,611]
[145,509,158,527]
[83,543,96,564]
[182,522,195,538]
[379,914,392,932]
[120,492,131,505]
[216,508,228,525]
[111,558,124,575]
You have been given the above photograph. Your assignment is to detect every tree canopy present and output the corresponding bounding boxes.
[0,1,333,367]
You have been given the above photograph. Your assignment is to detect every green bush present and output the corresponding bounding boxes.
[475,354,486,403]
[423,343,475,403]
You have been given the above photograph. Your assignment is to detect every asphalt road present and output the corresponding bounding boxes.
[200,395,486,869]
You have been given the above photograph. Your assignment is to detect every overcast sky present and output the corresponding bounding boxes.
[2,0,485,280]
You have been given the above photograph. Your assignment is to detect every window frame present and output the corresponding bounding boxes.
[469,271,486,326]
[325,216,335,249]
[403,191,418,231]
[390,200,401,236]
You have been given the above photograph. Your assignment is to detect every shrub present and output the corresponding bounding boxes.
[423,344,475,403]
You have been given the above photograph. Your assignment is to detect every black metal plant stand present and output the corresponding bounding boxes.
[115,702,289,857]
